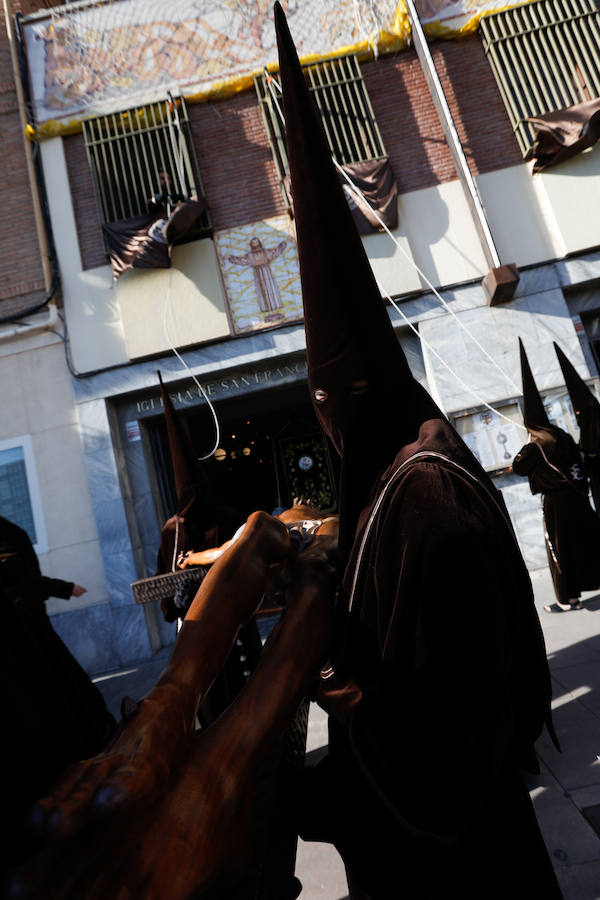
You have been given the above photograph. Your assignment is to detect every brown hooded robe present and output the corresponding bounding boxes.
[274,6,559,898]
[513,340,600,604]
[155,371,241,621]
[554,340,600,514]
[154,373,260,725]
[0,516,116,872]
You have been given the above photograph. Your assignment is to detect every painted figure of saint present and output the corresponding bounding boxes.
[228,236,287,313]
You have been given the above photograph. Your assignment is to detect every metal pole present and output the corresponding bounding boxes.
[404,0,502,270]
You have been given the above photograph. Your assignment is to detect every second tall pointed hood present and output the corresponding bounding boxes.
[518,338,585,480]
[554,342,600,453]
[274,3,440,479]
[157,371,212,520]
[519,338,551,433]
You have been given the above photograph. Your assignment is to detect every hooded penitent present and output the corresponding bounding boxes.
[274,1,443,559]
[554,340,600,513]
[517,337,587,486]
[276,8,558,897]
[554,341,600,453]
[155,372,215,581]
[157,370,204,518]
[513,339,600,605]
[155,373,241,620]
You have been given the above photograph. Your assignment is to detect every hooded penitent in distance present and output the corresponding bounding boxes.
[554,340,600,512]
[513,338,600,606]
[274,4,558,897]
[155,371,240,620]
[154,372,258,720]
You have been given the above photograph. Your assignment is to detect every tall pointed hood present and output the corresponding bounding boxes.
[554,342,600,453]
[157,371,209,517]
[274,2,440,517]
[519,338,551,432]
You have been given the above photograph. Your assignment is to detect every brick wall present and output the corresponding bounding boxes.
[65,34,523,271]
[363,35,523,195]
[0,5,47,319]
[188,91,287,231]
[63,133,107,271]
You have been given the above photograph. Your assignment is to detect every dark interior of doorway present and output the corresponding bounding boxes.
[148,381,339,525]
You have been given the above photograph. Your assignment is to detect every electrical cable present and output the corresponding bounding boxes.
[162,266,221,460]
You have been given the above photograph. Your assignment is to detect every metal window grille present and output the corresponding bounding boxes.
[82,95,210,233]
[254,54,387,206]
[480,0,600,156]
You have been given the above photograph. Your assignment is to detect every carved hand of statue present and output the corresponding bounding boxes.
[11,719,258,900]
[28,511,292,846]
[28,680,197,842]
[11,514,333,900]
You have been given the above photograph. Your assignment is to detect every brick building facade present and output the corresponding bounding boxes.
[3,1,600,674]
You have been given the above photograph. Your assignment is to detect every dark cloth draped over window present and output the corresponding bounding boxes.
[527,97,600,173]
[285,156,398,235]
[338,157,398,233]
[102,199,207,280]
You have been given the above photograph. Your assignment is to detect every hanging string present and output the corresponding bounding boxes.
[162,266,221,460]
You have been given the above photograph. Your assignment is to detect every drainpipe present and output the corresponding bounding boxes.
[1,3,60,323]
[404,0,519,306]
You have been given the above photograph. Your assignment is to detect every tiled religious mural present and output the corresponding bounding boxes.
[214,215,303,335]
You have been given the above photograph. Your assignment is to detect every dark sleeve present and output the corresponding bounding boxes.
[512,441,539,476]
[584,452,600,475]
[352,463,516,839]
[39,577,74,600]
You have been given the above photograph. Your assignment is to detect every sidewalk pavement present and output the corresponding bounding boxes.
[94,567,600,899]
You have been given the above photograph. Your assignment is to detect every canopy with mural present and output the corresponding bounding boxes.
[20,0,535,137]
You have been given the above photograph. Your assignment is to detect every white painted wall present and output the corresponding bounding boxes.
[476,164,564,265]
[538,143,600,256]
[363,213,421,296]
[42,131,600,376]
[118,239,230,359]
[41,138,129,373]
[0,331,109,614]
[398,179,489,289]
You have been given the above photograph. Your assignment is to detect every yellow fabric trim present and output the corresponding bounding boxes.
[423,0,537,40]
[27,0,532,141]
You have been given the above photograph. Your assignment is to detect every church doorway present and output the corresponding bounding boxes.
[147,381,338,526]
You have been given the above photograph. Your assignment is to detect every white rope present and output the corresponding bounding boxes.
[171,513,180,572]
[332,160,526,432]
[162,266,221,460]
[334,159,521,398]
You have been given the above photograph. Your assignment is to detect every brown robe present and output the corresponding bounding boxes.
[0,517,116,872]
[298,420,561,899]
[513,429,600,603]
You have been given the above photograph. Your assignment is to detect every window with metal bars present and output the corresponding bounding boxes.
[254,54,387,206]
[82,95,210,241]
[480,0,600,156]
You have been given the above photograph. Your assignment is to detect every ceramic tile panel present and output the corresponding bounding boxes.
[111,604,153,667]
[103,548,139,609]
[52,602,120,674]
